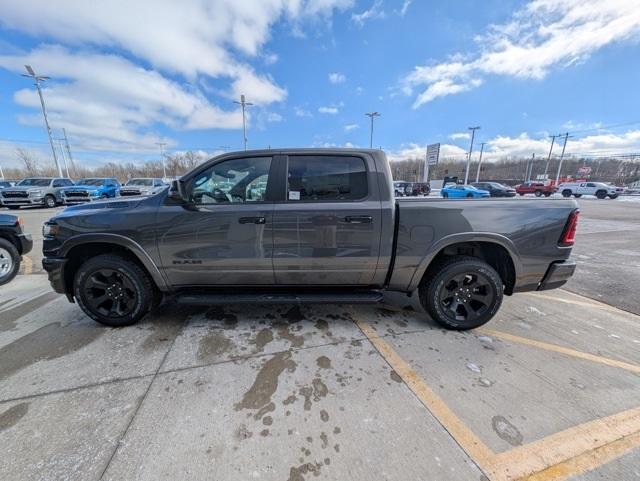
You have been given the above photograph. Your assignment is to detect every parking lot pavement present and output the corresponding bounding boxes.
[2,273,640,481]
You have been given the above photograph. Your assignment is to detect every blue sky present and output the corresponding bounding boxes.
[1,0,640,168]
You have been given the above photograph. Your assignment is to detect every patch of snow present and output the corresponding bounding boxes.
[526,306,546,316]
[466,362,482,373]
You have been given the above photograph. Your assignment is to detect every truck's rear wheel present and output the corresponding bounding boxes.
[74,254,154,327]
[419,256,503,330]
[573,194,582,198]
[562,190,572,197]
[0,238,20,286]
[595,190,606,199]
[534,190,542,197]
[44,195,57,208]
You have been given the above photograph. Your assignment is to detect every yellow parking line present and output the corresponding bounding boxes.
[354,317,496,472]
[479,328,640,374]
[488,405,640,480]
[22,255,33,275]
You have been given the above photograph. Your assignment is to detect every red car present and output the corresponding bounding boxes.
[515,182,556,197]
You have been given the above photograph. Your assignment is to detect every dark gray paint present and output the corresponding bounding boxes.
[42,148,577,298]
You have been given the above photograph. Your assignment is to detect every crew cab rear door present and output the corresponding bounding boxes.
[156,155,276,286]
[272,153,382,285]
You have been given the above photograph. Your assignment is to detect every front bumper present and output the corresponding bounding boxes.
[62,196,100,205]
[42,257,68,295]
[17,233,33,255]
[1,197,44,206]
[537,260,576,291]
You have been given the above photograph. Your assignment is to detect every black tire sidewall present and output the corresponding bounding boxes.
[562,190,571,197]
[421,258,503,330]
[74,255,152,327]
[0,237,20,286]
[45,195,56,208]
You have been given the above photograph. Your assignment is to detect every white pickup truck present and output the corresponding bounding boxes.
[557,182,619,199]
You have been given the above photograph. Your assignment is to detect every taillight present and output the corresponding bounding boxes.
[559,209,579,246]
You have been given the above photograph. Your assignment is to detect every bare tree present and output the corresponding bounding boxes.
[15,148,39,175]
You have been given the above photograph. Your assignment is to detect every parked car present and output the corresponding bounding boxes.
[557,182,619,199]
[441,184,490,198]
[60,178,121,205]
[42,148,578,331]
[515,182,556,197]
[0,177,74,209]
[471,182,516,197]
[120,178,167,197]
[393,181,413,197]
[411,182,431,196]
[0,214,33,285]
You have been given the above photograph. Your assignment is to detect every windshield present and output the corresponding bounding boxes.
[77,178,105,186]
[18,178,50,187]
[489,182,508,188]
[126,179,153,186]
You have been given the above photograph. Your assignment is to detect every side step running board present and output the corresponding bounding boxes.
[175,291,384,306]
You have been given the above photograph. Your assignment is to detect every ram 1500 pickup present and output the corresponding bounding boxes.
[42,149,578,330]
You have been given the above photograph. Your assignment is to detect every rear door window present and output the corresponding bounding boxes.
[287,155,367,202]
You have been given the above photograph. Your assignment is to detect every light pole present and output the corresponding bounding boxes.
[464,126,480,184]
[62,128,77,176]
[475,142,486,183]
[156,142,167,179]
[544,134,558,176]
[365,112,381,149]
[21,65,62,177]
[555,133,571,186]
[234,94,253,151]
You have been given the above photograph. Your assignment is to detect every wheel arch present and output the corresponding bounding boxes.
[408,233,521,295]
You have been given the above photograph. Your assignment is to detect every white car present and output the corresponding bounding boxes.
[557,182,619,199]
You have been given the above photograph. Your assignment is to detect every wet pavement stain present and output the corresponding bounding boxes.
[197,329,232,362]
[255,328,274,352]
[299,378,329,411]
[389,370,403,383]
[0,292,59,333]
[492,415,524,446]
[0,402,29,432]
[253,401,275,421]
[205,306,238,328]
[0,322,104,381]
[283,306,305,323]
[274,322,305,348]
[320,410,329,422]
[235,351,297,411]
[287,461,324,481]
[316,356,332,369]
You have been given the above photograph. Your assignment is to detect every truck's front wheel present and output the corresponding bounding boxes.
[419,256,503,330]
[74,254,154,327]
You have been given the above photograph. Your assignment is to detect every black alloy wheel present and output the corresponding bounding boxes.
[83,268,137,318]
[44,195,57,208]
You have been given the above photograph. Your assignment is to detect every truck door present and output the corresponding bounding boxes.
[156,155,275,286]
[272,154,382,285]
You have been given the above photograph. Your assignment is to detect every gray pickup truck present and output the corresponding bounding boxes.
[42,149,578,330]
[1,177,74,209]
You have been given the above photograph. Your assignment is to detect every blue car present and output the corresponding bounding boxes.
[441,184,490,198]
[61,178,121,205]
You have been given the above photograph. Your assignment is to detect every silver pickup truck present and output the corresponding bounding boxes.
[42,149,578,330]
[1,177,74,209]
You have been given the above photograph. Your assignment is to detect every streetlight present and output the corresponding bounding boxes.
[475,142,486,183]
[156,142,167,179]
[365,112,381,149]
[21,65,62,177]
[234,94,253,151]
[464,126,480,185]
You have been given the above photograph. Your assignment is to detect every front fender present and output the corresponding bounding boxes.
[406,232,523,292]
[59,233,170,291]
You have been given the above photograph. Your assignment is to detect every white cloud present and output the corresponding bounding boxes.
[318,106,339,114]
[267,112,283,122]
[344,123,359,131]
[0,0,354,155]
[386,142,467,162]
[397,0,412,16]
[352,0,385,27]
[403,0,640,107]
[294,106,313,117]
[328,72,347,84]
[355,86,364,95]
[449,132,471,141]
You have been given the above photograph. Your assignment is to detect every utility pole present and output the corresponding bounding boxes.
[234,94,253,151]
[365,112,381,149]
[61,128,76,176]
[544,134,558,176]
[22,65,62,177]
[464,126,480,184]
[55,138,71,177]
[555,133,571,185]
[475,142,486,183]
[0,163,4,179]
[527,153,535,182]
[156,142,167,179]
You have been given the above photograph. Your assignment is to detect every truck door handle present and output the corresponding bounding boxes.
[344,215,372,224]
[239,216,266,225]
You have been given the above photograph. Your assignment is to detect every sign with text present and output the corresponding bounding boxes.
[427,143,440,165]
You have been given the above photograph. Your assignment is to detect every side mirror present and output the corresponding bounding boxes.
[168,180,187,202]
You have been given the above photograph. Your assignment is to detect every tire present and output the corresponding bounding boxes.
[442,192,448,198]
[466,193,473,198]
[534,190,542,197]
[74,254,155,327]
[419,256,503,330]
[100,194,108,200]
[44,195,57,208]
[595,190,606,199]
[573,194,582,198]
[608,194,618,199]
[562,190,572,198]
[544,192,551,197]
[519,193,524,196]
[0,238,20,286]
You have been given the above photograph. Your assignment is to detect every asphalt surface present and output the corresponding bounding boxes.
[1,196,639,481]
